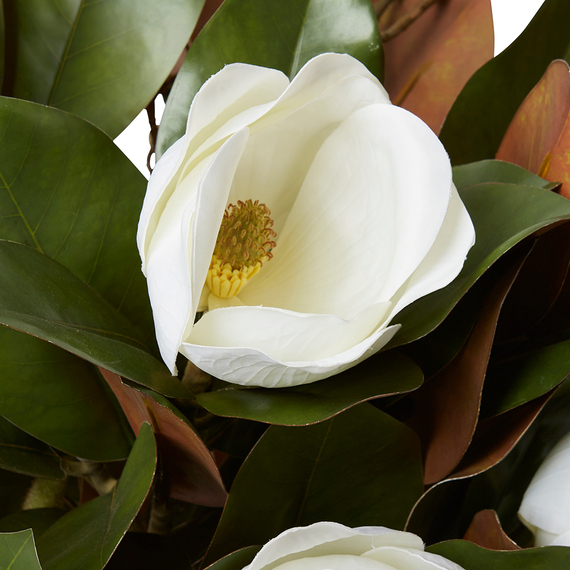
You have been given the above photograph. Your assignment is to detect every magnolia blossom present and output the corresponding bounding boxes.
[519,431,570,546]
[239,522,466,570]
[137,53,475,387]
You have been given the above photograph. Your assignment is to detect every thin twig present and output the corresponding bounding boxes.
[146,99,159,174]
[380,0,440,42]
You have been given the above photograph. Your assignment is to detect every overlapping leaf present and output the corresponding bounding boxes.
[463,510,520,550]
[198,351,422,425]
[3,0,206,138]
[101,369,226,507]
[440,0,570,164]
[156,0,382,156]
[205,404,423,563]
[36,423,156,570]
[380,0,493,133]
[0,529,42,570]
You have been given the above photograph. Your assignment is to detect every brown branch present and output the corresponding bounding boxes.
[146,98,159,174]
[380,0,440,42]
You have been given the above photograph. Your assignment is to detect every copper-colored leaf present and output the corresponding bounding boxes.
[452,392,552,479]
[101,368,227,507]
[463,509,520,550]
[547,109,570,199]
[409,248,527,485]
[496,60,570,176]
[380,0,493,133]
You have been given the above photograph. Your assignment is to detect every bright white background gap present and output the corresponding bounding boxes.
[114,0,547,180]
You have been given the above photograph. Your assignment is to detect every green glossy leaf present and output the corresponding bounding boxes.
[429,540,570,569]
[0,529,42,570]
[483,339,570,416]
[0,508,65,538]
[0,329,133,461]
[389,184,570,347]
[0,415,64,479]
[205,546,261,570]
[440,0,570,164]
[198,351,422,425]
[206,404,423,563]
[3,0,206,138]
[0,1,4,87]
[0,241,189,399]
[0,97,154,347]
[37,423,156,570]
[156,0,381,157]
[453,160,553,190]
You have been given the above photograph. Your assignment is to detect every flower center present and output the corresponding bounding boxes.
[206,199,277,298]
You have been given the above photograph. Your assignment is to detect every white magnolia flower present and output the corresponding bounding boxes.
[519,431,570,546]
[137,53,475,388]
[239,522,465,570]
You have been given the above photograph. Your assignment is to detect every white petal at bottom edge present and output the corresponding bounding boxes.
[243,523,423,570]
[363,547,465,570]
[180,311,399,388]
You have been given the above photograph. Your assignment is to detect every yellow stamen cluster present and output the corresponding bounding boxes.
[206,199,276,298]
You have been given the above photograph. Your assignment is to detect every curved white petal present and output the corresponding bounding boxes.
[180,305,399,387]
[388,184,475,320]
[138,65,289,268]
[519,431,570,539]
[363,547,465,570]
[273,555,389,570]
[145,130,249,373]
[244,523,422,570]
[241,104,452,320]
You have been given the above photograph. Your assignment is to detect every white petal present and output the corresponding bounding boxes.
[227,73,391,235]
[240,104,452,320]
[138,65,289,269]
[272,555,390,570]
[363,547,465,570]
[244,523,422,570]
[181,304,399,387]
[145,130,249,373]
[388,184,475,320]
[519,431,570,537]
[550,530,570,547]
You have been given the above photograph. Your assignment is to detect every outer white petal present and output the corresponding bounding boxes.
[240,104,452,320]
[550,530,570,547]
[272,555,389,570]
[145,130,249,373]
[180,311,400,388]
[363,547,465,570]
[519,431,570,541]
[243,523,423,570]
[388,184,475,320]
[137,64,289,265]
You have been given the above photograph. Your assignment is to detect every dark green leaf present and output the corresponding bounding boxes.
[483,339,570,416]
[3,0,206,138]
[205,546,261,570]
[0,508,65,538]
[0,241,189,399]
[389,184,570,347]
[0,97,154,347]
[198,351,422,425]
[0,529,42,570]
[429,540,570,569]
[0,415,64,479]
[0,329,133,461]
[206,404,423,563]
[157,0,381,156]
[453,160,553,190]
[440,0,570,164]
[37,423,156,570]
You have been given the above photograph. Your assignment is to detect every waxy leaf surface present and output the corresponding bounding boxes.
[102,369,227,507]
[463,509,520,550]
[0,241,189,399]
[3,0,206,138]
[206,404,423,563]
[440,0,570,165]
[156,0,381,156]
[0,529,42,570]
[37,423,156,570]
[198,351,422,425]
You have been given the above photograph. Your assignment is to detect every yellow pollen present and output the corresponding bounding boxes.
[206,199,276,298]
